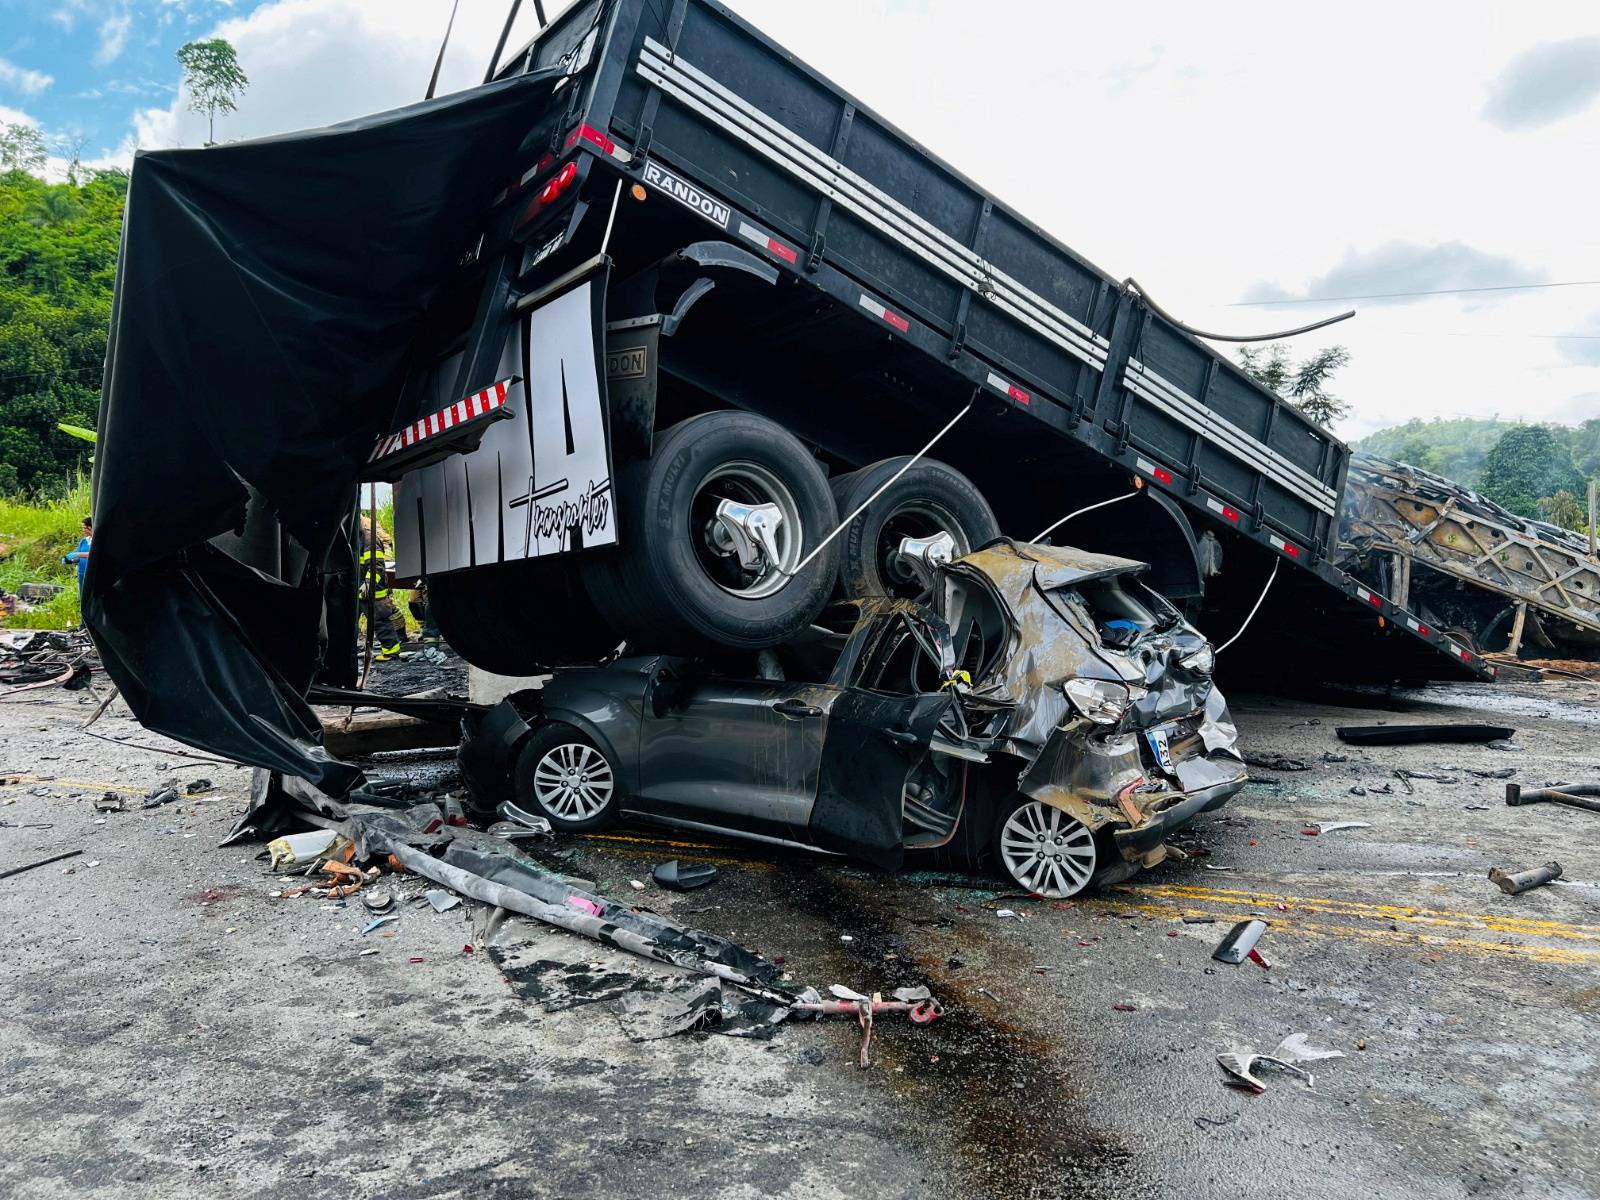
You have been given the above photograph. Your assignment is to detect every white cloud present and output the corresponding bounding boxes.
[0,105,40,129]
[0,57,54,96]
[1483,37,1600,131]
[95,9,134,66]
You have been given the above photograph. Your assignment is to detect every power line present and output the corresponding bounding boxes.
[1230,280,1600,306]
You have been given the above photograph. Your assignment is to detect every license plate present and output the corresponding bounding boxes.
[1144,728,1175,775]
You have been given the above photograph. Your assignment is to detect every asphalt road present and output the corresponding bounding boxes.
[1,673,1596,1199]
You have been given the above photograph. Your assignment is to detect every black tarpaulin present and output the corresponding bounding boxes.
[87,72,558,793]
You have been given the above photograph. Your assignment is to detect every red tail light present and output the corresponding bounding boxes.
[538,161,579,207]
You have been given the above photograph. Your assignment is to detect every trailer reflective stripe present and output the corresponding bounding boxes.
[737,220,799,264]
[1267,533,1301,558]
[1404,617,1432,636]
[368,378,512,463]
[985,371,1031,405]
[1123,360,1338,516]
[1204,496,1241,523]
[1134,456,1174,486]
[564,123,631,164]
[1355,586,1384,609]
[858,293,911,333]
[636,40,1110,374]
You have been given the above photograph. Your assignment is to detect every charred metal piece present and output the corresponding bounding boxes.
[1488,862,1562,895]
[1507,782,1600,815]
[1336,723,1514,746]
[653,860,718,890]
[1212,918,1268,964]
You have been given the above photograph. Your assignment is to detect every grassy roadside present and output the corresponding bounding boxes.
[0,478,91,629]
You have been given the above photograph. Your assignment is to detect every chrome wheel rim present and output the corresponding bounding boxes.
[999,801,1097,898]
[531,742,614,821]
[878,500,966,594]
[693,461,804,599]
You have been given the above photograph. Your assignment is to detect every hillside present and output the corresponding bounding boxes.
[1356,416,1600,494]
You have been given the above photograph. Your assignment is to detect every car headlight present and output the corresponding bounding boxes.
[1063,678,1142,725]
[1180,645,1215,675]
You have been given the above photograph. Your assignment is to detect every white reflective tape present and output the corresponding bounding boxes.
[1356,587,1372,602]
[857,294,885,320]
[1405,618,1421,632]
[1205,497,1225,514]
[1135,457,1157,474]
[737,220,767,248]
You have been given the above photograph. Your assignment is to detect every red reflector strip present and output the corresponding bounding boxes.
[1135,457,1174,485]
[858,293,910,333]
[985,372,1031,405]
[737,220,799,266]
[1356,586,1384,609]
[370,378,511,463]
[1458,647,1473,662]
[1267,533,1301,558]
[1205,497,1240,523]
[566,123,617,157]
[1404,617,1432,636]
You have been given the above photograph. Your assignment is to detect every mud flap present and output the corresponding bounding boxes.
[395,261,618,579]
[808,691,956,871]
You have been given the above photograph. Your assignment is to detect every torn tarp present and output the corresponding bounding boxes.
[86,70,560,793]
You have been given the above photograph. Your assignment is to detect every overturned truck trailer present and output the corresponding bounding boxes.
[87,0,1488,788]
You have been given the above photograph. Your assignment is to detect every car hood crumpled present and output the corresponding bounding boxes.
[930,541,1236,767]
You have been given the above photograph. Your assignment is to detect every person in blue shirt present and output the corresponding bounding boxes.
[63,517,92,597]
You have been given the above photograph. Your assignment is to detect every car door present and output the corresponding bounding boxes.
[804,607,961,870]
[633,659,842,843]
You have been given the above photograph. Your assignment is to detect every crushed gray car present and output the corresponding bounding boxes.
[460,540,1246,897]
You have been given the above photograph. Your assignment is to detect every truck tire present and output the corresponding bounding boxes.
[829,457,999,598]
[581,410,839,652]
[427,557,621,678]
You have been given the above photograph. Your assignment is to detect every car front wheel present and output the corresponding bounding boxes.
[513,723,621,833]
[993,795,1098,898]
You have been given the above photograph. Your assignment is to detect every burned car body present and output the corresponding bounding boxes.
[462,540,1246,897]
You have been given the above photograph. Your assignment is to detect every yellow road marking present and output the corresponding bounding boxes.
[1,774,137,794]
[1123,882,1600,943]
[1107,900,1599,966]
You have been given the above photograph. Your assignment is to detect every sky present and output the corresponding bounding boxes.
[2,0,1599,441]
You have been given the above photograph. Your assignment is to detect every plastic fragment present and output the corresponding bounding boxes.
[425,889,462,913]
[362,914,399,935]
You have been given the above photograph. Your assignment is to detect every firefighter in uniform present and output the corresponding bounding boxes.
[359,515,404,662]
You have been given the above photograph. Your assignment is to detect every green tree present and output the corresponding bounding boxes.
[0,123,48,174]
[1237,342,1352,427]
[0,168,124,493]
[176,39,249,146]
[1478,425,1583,518]
[1538,489,1585,531]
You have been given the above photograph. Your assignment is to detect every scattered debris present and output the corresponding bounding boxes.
[1213,919,1269,965]
[362,890,395,913]
[1218,1033,1345,1093]
[185,778,215,794]
[1182,914,1216,925]
[1,849,84,880]
[266,829,341,871]
[1310,821,1372,834]
[1488,862,1562,895]
[1507,782,1600,815]
[1336,723,1514,747]
[424,889,461,913]
[361,914,399,935]
[93,792,126,813]
[1242,752,1309,772]
[652,860,718,891]
[141,784,180,810]
[1469,768,1515,780]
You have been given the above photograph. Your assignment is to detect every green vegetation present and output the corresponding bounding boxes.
[0,475,90,628]
[1236,343,1352,427]
[1357,416,1600,529]
[0,164,125,496]
[177,38,249,146]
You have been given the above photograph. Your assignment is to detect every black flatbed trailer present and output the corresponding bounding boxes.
[396,0,1489,684]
